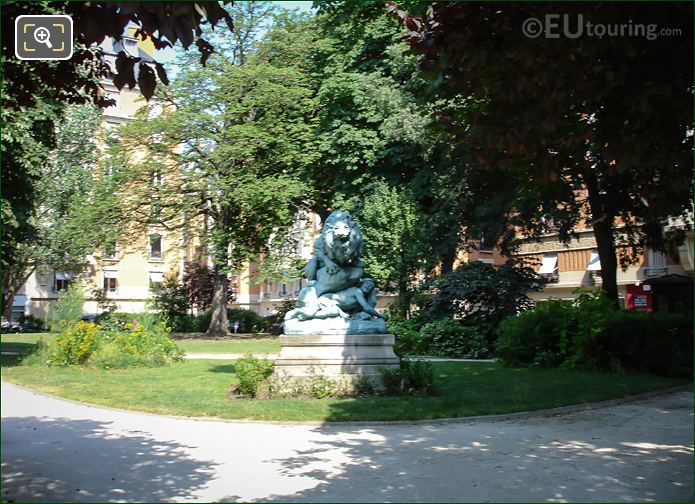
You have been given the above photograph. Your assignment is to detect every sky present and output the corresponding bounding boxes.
[156,1,316,63]
[273,1,315,12]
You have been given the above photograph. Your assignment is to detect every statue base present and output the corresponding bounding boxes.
[271,334,400,395]
[283,317,388,335]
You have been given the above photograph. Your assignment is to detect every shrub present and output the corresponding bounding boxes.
[496,299,575,367]
[388,315,428,356]
[233,355,275,398]
[89,342,150,369]
[48,321,100,366]
[379,360,436,396]
[99,313,184,366]
[150,277,190,322]
[227,308,271,333]
[496,289,694,377]
[380,366,403,395]
[401,359,436,395]
[424,260,547,330]
[420,318,492,359]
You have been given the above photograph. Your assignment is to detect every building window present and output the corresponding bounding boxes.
[103,243,118,260]
[538,253,559,282]
[149,271,164,290]
[478,237,493,253]
[53,272,71,292]
[104,277,118,293]
[55,279,70,292]
[103,270,118,293]
[149,234,163,260]
[646,248,668,277]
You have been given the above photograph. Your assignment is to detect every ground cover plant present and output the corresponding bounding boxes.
[1,357,686,422]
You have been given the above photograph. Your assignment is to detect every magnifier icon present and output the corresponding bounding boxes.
[34,27,52,48]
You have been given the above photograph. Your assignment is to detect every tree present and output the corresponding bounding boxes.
[2,1,235,317]
[117,6,317,334]
[182,260,215,313]
[391,3,694,306]
[311,2,475,277]
[151,276,190,322]
[1,105,106,318]
[354,181,431,317]
[425,260,547,332]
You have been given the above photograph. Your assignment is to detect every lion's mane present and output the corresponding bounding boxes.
[322,210,364,266]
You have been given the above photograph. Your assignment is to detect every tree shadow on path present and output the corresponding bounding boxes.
[2,416,219,503]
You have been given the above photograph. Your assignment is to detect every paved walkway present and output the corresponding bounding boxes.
[2,382,693,502]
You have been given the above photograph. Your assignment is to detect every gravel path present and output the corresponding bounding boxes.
[1,382,692,503]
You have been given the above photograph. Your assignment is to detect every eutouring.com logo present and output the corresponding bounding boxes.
[522,14,682,40]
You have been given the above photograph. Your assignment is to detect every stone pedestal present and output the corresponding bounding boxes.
[271,334,400,394]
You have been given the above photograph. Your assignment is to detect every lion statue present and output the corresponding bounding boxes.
[284,210,386,331]
[303,210,364,288]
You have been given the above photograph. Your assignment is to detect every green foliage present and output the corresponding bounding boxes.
[151,277,190,322]
[379,366,404,395]
[420,318,492,359]
[46,284,85,332]
[496,289,693,377]
[388,315,428,357]
[98,314,184,367]
[48,321,100,366]
[36,312,183,369]
[355,181,432,316]
[393,4,693,304]
[425,260,546,330]
[379,359,436,396]
[116,11,317,334]
[496,299,575,368]
[233,355,275,398]
[227,309,272,333]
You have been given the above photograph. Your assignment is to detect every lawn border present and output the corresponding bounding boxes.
[2,379,690,427]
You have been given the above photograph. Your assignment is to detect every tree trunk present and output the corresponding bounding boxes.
[207,265,230,335]
[582,166,620,308]
[440,245,457,275]
[2,292,15,321]
[398,278,411,319]
[592,218,620,308]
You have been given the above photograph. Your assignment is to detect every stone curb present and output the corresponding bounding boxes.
[2,379,689,428]
[182,353,497,363]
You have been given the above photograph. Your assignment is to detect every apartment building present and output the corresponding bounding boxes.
[469,218,694,313]
[15,28,188,320]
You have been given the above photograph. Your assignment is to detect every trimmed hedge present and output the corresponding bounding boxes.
[496,290,693,378]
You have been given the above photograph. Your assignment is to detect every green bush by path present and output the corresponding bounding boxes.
[1,359,687,422]
[389,314,494,358]
[232,355,275,398]
[496,289,694,378]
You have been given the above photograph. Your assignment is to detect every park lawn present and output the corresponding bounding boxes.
[1,333,56,354]
[0,357,687,422]
[1,333,279,355]
[175,338,280,354]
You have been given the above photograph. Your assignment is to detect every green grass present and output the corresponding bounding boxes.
[1,333,56,353]
[175,338,280,354]
[1,333,279,355]
[1,357,687,422]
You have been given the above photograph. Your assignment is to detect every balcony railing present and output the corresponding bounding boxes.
[644,267,668,278]
[540,272,559,283]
